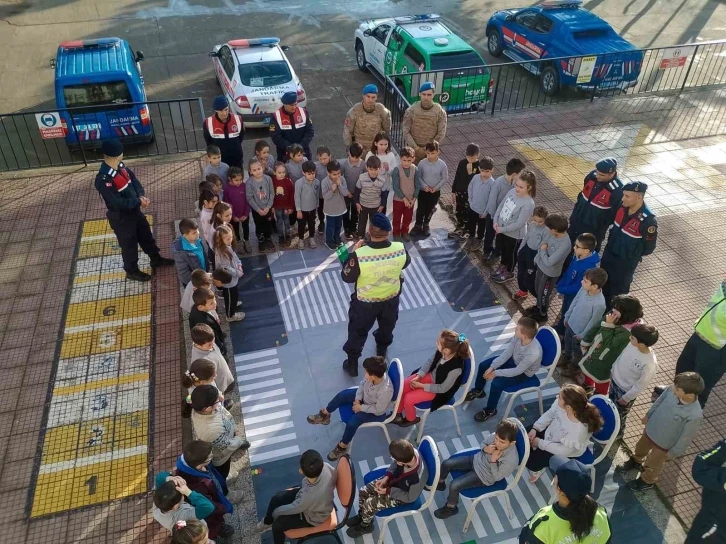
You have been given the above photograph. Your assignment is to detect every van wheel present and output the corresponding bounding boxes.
[487,28,503,57]
[355,42,369,73]
[540,66,560,96]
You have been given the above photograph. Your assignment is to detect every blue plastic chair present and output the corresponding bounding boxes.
[362,435,440,544]
[574,394,620,493]
[339,358,403,455]
[501,326,561,418]
[414,347,476,444]
[446,418,530,533]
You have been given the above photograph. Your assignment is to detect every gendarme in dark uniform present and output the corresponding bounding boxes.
[94,139,173,281]
[202,95,244,168]
[340,213,410,377]
[269,91,314,162]
[600,181,657,306]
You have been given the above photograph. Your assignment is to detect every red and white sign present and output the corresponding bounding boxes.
[659,46,694,69]
[35,112,65,139]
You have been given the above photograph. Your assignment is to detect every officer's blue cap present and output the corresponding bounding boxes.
[281,91,298,105]
[622,181,648,194]
[371,212,392,232]
[212,95,229,111]
[362,84,379,95]
[419,81,435,93]
[595,157,617,174]
[550,457,591,501]
[101,139,123,157]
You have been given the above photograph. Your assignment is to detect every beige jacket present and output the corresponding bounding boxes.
[402,101,447,153]
[343,102,392,152]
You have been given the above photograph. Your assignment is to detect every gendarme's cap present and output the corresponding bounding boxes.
[362,83,379,95]
[212,95,229,111]
[595,157,617,174]
[419,81,435,93]
[101,139,123,157]
[622,181,648,194]
[551,457,592,501]
[281,91,298,105]
[190,384,220,411]
[371,212,392,232]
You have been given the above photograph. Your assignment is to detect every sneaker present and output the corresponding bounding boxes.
[307,410,331,425]
[434,505,459,519]
[317,225,325,234]
[489,265,505,278]
[308,238,318,249]
[238,439,251,451]
[474,409,498,422]
[226,490,244,503]
[402,232,411,242]
[493,271,514,284]
[627,478,654,492]
[346,514,362,527]
[513,290,528,300]
[465,389,485,402]
[227,312,245,322]
[556,355,572,368]
[346,523,374,538]
[297,238,305,250]
[219,523,236,538]
[255,520,272,534]
[422,224,431,236]
[533,311,548,323]
[223,398,235,410]
[376,345,388,358]
[126,269,151,282]
[410,225,423,235]
[582,384,595,397]
[616,458,644,473]
[150,256,175,268]
[436,480,446,491]
[325,241,337,250]
[327,443,349,461]
[522,305,539,316]
[342,359,359,377]
[395,416,420,428]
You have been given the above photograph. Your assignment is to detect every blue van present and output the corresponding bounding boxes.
[54,38,154,147]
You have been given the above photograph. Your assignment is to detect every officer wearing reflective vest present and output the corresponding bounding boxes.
[600,181,657,306]
[94,139,174,282]
[520,457,612,544]
[269,91,315,162]
[685,439,726,543]
[567,157,623,250]
[203,96,244,167]
[340,213,410,377]
[653,281,726,408]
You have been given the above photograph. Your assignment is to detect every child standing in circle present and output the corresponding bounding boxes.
[272,161,295,246]
[213,224,245,322]
[254,139,276,177]
[223,166,251,253]
[364,132,398,215]
[245,158,275,252]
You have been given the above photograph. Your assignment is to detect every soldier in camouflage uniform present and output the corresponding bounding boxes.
[343,84,392,154]
[402,81,448,163]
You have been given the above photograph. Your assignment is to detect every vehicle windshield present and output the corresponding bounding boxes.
[429,51,489,73]
[238,61,292,87]
[572,28,610,39]
[62,81,132,108]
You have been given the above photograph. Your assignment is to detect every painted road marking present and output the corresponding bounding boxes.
[31,218,152,518]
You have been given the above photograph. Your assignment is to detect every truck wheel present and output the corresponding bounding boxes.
[355,42,369,73]
[487,28,503,57]
[540,65,560,96]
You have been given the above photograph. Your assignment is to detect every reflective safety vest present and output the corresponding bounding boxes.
[205,113,243,139]
[694,282,726,349]
[355,243,406,303]
[274,106,307,131]
[526,504,611,544]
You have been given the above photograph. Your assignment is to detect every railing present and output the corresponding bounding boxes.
[383,39,726,148]
[0,98,206,172]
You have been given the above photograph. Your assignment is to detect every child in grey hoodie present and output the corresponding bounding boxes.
[530,213,571,321]
[245,159,275,251]
[492,169,537,283]
[464,156,495,251]
[485,158,526,258]
[515,206,548,300]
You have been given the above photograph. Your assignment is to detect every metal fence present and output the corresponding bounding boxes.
[0,98,207,172]
[383,40,726,148]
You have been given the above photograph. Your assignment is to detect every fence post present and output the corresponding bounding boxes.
[490,66,502,115]
[679,44,699,94]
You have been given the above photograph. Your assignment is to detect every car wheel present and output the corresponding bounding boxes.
[540,65,560,96]
[355,42,369,73]
[487,28,503,57]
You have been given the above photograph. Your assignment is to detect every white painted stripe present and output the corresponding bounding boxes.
[474,315,512,326]
[326,271,349,322]
[64,315,151,334]
[520,384,560,403]
[437,442,450,458]
[489,343,508,352]
[452,438,465,452]
[281,277,300,331]
[468,307,507,318]
[525,474,549,508]
[412,256,445,304]
[245,421,295,437]
[243,399,289,413]
[249,445,300,464]
[394,514,414,544]
[479,322,517,335]
[238,378,285,392]
[309,272,332,326]
[424,491,453,544]
[497,494,518,530]
[300,275,323,327]
[240,388,287,403]
[486,331,515,342]
[273,263,341,278]
[411,506,434,544]
[249,433,297,449]
[481,496,505,533]
[356,460,376,544]
[297,275,319,327]
[274,281,293,332]
[236,358,279,371]
[289,276,309,329]
[466,434,480,449]
[81,233,116,242]
[237,368,282,382]
[234,349,278,362]
[510,480,535,519]
[39,445,147,474]
[243,410,291,425]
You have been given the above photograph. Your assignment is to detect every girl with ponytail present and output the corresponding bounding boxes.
[181,358,221,418]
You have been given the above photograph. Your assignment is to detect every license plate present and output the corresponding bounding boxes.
[262,117,270,124]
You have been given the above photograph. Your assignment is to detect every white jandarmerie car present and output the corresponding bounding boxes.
[210,37,307,128]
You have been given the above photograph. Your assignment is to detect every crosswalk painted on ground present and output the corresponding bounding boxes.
[273,256,447,332]
[235,348,301,465]
[469,307,518,354]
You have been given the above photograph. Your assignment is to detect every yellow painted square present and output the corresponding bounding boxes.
[68,460,113,510]
[111,454,149,499]
[113,411,149,450]
[41,422,83,464]
[81,219,113,238]
[65,294,151,329]
[60,322,150,358]
[32,468,75,517]
[78,238,121,259]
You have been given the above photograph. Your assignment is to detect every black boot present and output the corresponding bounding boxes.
[126,269,151,282]
[422,223,431,236]
[342,359,359,377]
[150,255,174,268]
[376,345,388,359]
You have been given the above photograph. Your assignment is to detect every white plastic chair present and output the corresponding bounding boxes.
[574,394,621,493]
[501,326,561,418]
[362,435,440,544]
[415,346,476,444]
[338,358,404,455]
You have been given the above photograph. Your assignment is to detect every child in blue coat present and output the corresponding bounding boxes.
[554,233,599,334]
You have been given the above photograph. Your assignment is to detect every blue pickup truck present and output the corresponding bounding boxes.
[486,0,643,95]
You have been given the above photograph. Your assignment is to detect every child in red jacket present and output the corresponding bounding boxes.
[273,161,296,245]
